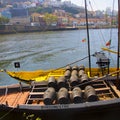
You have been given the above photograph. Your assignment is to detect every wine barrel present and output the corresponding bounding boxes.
[57,76,67,89]
[78,70,85,77]
[65,66,72,71]
[48,76,57,88]
[43,87,56,105]
[79,65,85,71]
[64,70,71,79]
[72,87,82,103]
[80,74,88,83]
[72,66,78,70]
[71,70,78,76]
[57,87,69,104]
[84,85,98,102]
[70,75,79,87]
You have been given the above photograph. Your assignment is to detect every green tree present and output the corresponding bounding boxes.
[43,13,58,26]
[35,7,42,13]
[29,7,54,14]
[0,16,9,24]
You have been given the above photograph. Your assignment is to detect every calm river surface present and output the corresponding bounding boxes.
[0,28,118,86]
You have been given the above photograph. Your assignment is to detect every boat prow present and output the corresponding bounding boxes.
[6,69,65,82]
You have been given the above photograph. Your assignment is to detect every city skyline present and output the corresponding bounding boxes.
[62,0,118,11]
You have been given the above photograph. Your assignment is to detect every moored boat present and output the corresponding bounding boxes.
[0,0,120,120]
[0,69,120,120]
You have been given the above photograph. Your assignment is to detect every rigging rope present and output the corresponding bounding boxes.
[88,0,107,53]
[110,0,115,40]
[49,48,108,71]
[106,0,116,67]
[89,0,116,67]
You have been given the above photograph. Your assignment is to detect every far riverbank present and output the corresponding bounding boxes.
[0,24,117,34]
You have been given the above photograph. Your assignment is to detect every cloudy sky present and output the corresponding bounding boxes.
[62,0,118,11]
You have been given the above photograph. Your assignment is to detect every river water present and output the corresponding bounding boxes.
[0,28,118,86]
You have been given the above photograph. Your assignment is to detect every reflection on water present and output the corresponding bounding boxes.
[0,29,118,86]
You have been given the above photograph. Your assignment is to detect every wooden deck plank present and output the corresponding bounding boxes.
[0,96,7,104]
[5,93,19,106]
[29,92,44,95]
[0,92,29,107]
[28,98,43,101]
[108,81,120,97]
[17,92,29,105]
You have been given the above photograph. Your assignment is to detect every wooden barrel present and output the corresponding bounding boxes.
[57,76,67,89]
[84,85,98,102]
[43,87,56,105]
[70,75,79,87]
[57,87,69,104]
[72,87,82,103]
[72,66,78,70]
[71,70,78,76]
[64,70,71,79]
[78,70,85,77]
[65,66,72,71]
[79,65,85,71]
[48,76,57,88]
[80,74,88,83]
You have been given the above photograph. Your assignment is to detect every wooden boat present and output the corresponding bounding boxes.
[1,0,120,120]
[0,75,120,120]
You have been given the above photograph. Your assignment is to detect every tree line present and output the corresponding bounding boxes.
[0,16,9,24]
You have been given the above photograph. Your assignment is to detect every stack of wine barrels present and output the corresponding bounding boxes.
[64,65,89,86]
[43,65,98,105]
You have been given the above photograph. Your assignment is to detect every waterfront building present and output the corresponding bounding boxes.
[9,17,31,25]
[10,8,28,17]
[1,10,12,19]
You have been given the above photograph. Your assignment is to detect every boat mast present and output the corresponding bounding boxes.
[117,0,120,89]
[85,0,91,76]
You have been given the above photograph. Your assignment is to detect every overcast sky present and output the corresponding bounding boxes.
[62,0,118,11]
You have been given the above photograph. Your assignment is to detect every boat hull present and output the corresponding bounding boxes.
[1,99,120,120]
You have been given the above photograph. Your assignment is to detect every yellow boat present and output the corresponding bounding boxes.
[5,66,118,83]
[6,69,65,82]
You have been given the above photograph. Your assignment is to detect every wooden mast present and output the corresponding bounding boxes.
[85,0,91,76]
[117,0,120,90]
